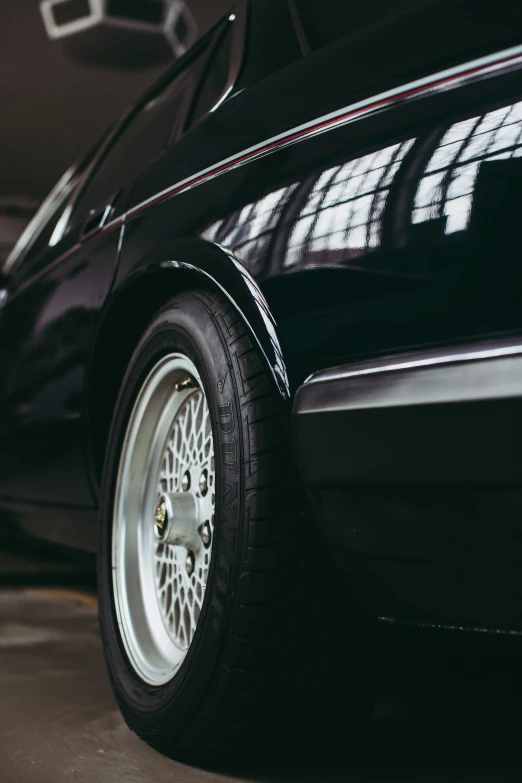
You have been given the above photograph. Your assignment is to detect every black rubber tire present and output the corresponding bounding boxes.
[98,287,374,763]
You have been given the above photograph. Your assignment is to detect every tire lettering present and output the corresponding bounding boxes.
[222,439,238,473]
[223,480,237,508]
[218,402,234,433]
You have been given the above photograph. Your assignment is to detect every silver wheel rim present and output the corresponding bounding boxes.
[112,353,215,686]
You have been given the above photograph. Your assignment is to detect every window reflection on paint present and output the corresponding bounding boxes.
[413,101,522,235]
[284,139,414,268]
[201,139,415,276]
[201,98,522,279]
[201,185,297,276]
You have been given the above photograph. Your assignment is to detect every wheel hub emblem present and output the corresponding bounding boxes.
[154,501,167,536]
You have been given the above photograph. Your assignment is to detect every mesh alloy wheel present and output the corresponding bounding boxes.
[112,353,215,686]
[99,290,373,762]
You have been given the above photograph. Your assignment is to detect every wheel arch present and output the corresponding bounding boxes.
[86,239,290,496]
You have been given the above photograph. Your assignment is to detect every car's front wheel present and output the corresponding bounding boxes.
[98,287,373,762]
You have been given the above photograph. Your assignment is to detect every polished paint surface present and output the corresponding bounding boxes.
[121,48,522,392]
[1,0,522,626]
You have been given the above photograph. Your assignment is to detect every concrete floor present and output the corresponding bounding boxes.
[1,549,522,782]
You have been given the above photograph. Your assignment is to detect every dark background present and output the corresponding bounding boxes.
[0,0,229,203]
[0,0,229,262]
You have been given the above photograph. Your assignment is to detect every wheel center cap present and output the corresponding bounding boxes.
[153,491,201,548]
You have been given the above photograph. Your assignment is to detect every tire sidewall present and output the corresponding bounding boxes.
[98,292,244,740]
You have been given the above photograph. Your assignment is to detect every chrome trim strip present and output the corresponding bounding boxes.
[305,338,522,386]
[299,352,522,412]
[121,43,522,224]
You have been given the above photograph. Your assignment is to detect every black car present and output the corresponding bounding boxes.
[2,0,522,762]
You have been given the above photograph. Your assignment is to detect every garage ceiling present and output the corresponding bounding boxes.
[0,0,228,205]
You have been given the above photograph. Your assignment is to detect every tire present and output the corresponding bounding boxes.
[98,287,374,763]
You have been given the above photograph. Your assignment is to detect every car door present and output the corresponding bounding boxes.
[0,148,111,508]
[0,42,208,510]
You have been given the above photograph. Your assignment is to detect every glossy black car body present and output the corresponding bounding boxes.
[2,0,522,632]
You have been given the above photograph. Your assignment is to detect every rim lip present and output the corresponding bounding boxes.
[112,352,213,687]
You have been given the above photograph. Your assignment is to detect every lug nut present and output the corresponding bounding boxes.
[199,470,208,496]
[186,551,195,576]
[182,471,190,491]
[200,521,211,547]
